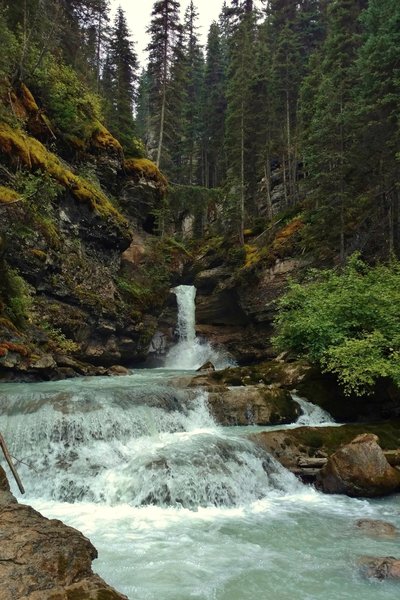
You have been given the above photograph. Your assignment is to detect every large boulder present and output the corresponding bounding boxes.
[207,384,300,426]
[316,433,400,497]
[0,468,126,599]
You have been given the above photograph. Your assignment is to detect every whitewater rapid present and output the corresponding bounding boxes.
[0,372,399,599]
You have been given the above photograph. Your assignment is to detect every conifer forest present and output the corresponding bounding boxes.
[0,1,400,599]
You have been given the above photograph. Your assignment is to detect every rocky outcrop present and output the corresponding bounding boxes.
[183,220,310,364]
[358,556,400,580]
[0,466,127,600]
[250,422,400,486]
[206,385,300,426]
[316,433,400,497]
[170,366,302,426]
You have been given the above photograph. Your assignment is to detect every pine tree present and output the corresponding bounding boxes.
[225,8,257,243]
[103,6,138,152]
[146,0,181,168]
[355,0,400,256]
[299,0,365,260]
[202,22,227,188]
[136,69,152,150]
[166,27,188,180]
[181,1,204,184]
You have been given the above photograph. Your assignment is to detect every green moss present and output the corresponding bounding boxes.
[0,264,31,328]
[91,121,122,152]
[124,158,168,192]
[30,249,47,261]
[0,123,129,235]
[0,185,20,204]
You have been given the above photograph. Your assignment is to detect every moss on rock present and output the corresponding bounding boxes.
[0,123,130,236]
[123,158,168,193]
[0,186,20,204]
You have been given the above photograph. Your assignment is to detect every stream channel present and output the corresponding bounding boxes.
[0,286,399,599]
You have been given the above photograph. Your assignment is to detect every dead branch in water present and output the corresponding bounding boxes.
[0,433,25,494]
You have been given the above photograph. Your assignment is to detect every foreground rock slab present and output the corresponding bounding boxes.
[316,433,400,497]
[0,468,127,600]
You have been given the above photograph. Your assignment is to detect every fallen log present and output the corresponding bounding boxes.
[297,457,328,468]
[0,433,25,494]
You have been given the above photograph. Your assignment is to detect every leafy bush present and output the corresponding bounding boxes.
[273,254,400,394]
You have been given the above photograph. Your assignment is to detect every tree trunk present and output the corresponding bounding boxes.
[239,100,245,245]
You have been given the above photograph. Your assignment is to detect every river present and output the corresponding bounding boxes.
[0,286,398,599]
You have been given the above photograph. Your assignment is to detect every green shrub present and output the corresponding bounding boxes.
[0,265,32,327]
[31,54,103,139]
[273,254,400,395]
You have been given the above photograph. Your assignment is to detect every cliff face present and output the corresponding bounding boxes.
[0,83,312,378]
[0,83,175,381]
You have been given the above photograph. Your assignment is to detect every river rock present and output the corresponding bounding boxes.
[358,556,400,580]
[316,433,400,497]
[207,384,300,426]
[355,519,398,538]
[196,361,215,372]
[107,364,130,376]
[0,467,127,599]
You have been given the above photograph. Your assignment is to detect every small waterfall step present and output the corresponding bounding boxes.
[292,393,335,426]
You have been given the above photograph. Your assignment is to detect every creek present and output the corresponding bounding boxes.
[0,286,398,599]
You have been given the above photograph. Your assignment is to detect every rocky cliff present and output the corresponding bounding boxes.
[0,82,186,381]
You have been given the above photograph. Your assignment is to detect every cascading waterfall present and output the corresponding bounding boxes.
[164,285,234,370]
[0,375,299,508]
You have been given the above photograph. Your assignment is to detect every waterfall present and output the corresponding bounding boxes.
[164,285,234,370]
[174,285,197,345]
[0,376,300,509]
[292,393,335,426]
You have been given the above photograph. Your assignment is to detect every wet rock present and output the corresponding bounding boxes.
[196,361,215,372]
[355,519,398,538]
[316,434,400,497]
[207,385,300,426]
[194,267,231,293]
[121,232,147,273]
[250,423,400,484]
[191,359,312,388]
[0,489,127,599]
[107,364,130,376]
[358,556,400,580]
[31,354,57,370]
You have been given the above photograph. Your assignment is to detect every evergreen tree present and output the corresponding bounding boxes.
[136,69,152,150]
[103,6,138,152]
[225,8,257,243]
[166,27,188,180]
[202,22,227,188]
[299,0,365,260]
[355,0,400,256]
[251,17,276,219]
[181,1,204,184]
[146,0,181,168]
